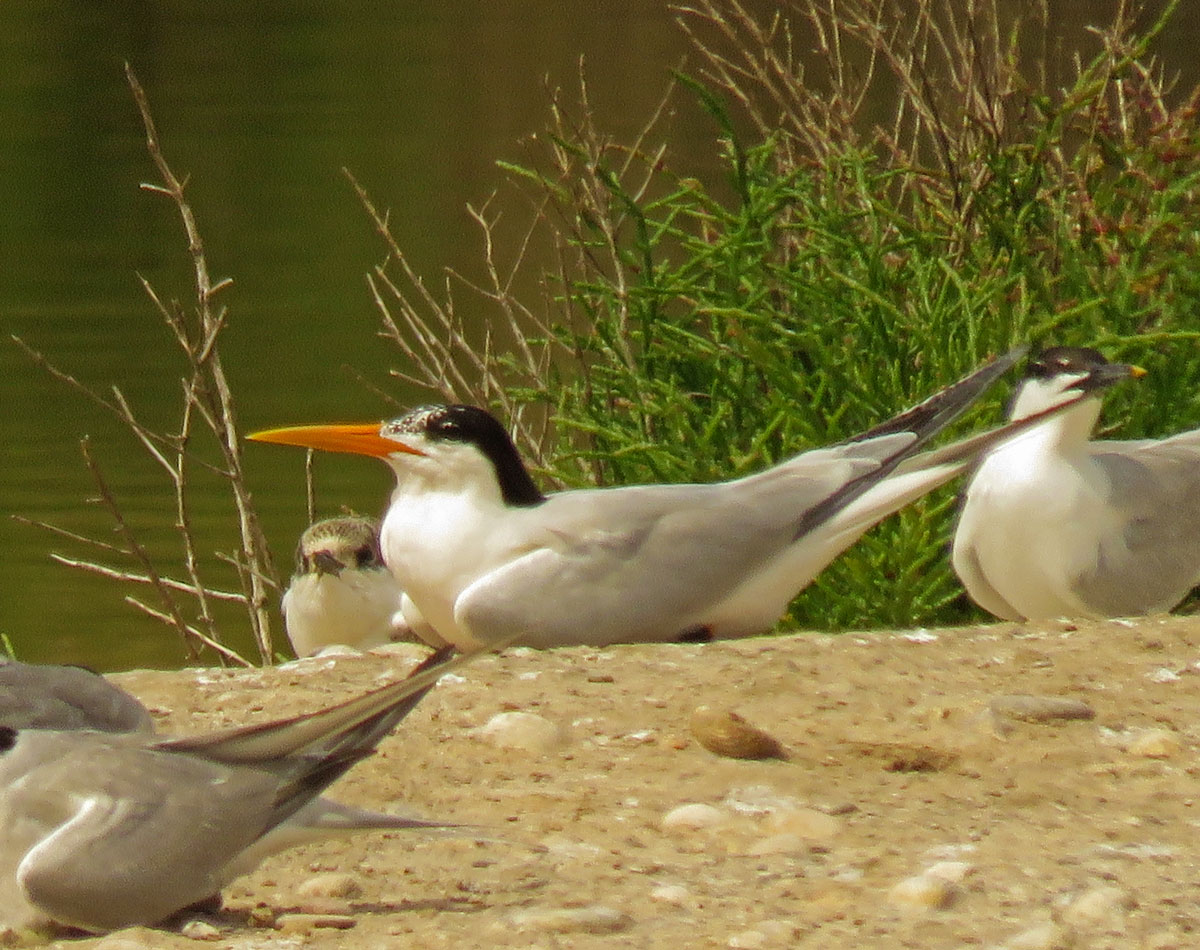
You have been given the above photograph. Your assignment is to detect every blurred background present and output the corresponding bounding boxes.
[1,0,1193,669]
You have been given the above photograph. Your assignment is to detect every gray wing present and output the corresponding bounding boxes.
[1,731,274,931]
[1074,440,1200,614]
[0,662,153,734]
[456,440,907,646]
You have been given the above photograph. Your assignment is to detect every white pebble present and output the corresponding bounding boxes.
[650,883,691,905]
[180,920,222,940]
[507,905,632,934]
[471,711,567,752]
[923,860,974,883]
[887,873,958,911]
[728,930,767,949]
[1000,921,1071,950]
[296,871,363,899]
[1127,728,1182,758]
[1061,885,1133,928]
[93,936,158,950]
[765,806,841,841]
[661,803,727,832]
[308,644,361,658]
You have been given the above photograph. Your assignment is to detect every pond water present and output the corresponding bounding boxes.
[1,1,1192,670]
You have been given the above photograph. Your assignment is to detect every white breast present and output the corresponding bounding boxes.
[282,569,403,657]
[955,428,1117,620]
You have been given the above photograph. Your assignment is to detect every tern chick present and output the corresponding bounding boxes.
[283,515,430,656]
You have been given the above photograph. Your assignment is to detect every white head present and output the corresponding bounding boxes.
[250,405,546,508]
[1008,346,1145,440]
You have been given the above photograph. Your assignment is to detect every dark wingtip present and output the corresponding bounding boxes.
[844,346,1025,447]
[795,349,1025,541]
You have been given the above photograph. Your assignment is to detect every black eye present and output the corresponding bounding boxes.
[354,545,376,568]
[0,726,16,752]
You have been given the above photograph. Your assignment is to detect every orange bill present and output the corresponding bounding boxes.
[247,422,425,458]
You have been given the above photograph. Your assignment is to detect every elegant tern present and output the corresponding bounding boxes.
[249,349,1090,649]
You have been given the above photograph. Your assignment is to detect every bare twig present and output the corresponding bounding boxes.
[16,69,283,667]
[80,437,200,661]
[125,597,253,667]
[126,64,278,663]
[49,554,245,602]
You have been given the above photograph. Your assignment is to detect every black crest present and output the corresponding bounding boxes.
[388,405,546,507]
[1027,346,1108,379]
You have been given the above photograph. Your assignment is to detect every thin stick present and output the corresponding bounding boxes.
[80,438,201,661]
[126,64,278,663]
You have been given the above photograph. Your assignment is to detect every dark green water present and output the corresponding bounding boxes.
[2,1,1196,671]
[1,0,722,669]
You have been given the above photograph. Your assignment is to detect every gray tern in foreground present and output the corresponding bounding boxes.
[0,659,154,734]
[0,646,485,934]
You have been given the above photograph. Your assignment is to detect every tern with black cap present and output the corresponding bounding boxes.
[250,348,1091,650]
[950,345,1181,621]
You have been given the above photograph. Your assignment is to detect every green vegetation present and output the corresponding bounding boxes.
[370,0,1200,630]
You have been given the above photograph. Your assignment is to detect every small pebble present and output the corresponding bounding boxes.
[989,694,1095,723]
[650,884,691,905]
[179,920,221,941]
[296,871,363,900]
[1061,884,1134,928]
[275,913,357,934]
[1000,921,1071,950]
[93,936,158,950]
[748,832,809,856]
[506,905,632,934]
[886,873,958,911]
[765,806,840,841]
[307,644,361,658]
[690,706,785,760]
[1127,728,1182,759]
[471,711,568,753]
[728,930,767,949]
[923,860,974,883]
[661,802,727,831]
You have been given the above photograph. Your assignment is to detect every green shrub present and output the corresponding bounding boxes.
[367,0,1200,630]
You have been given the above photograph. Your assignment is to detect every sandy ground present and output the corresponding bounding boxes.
[28,616,1200,950]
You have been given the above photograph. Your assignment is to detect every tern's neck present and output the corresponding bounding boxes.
[1008,384,1103,451]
